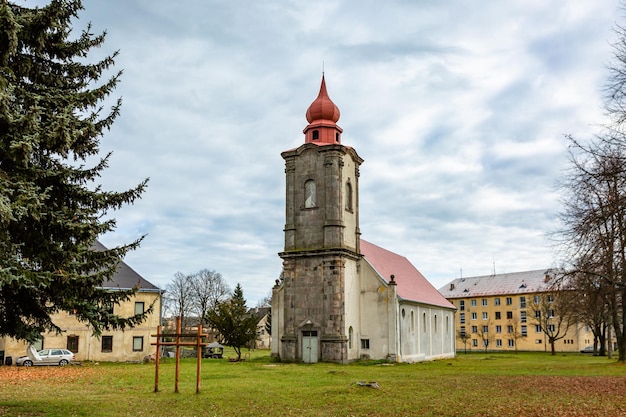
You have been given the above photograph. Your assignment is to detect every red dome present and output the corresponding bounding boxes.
[305,75,340,123]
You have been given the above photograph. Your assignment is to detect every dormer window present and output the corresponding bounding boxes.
[312,130,319,140]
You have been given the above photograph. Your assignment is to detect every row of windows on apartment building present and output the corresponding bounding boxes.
[469,338,580,348]
[460,324,557,337]
[457,295,554,311]
[458,309,554,323]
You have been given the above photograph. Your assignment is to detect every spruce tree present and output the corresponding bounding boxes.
[0,0,149,342]
[207,284,259,360]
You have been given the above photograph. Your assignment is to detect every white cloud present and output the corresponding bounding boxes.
[26,0,622,303]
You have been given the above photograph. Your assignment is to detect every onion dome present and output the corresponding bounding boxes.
[306,75,340,124]
[303,75,343,145]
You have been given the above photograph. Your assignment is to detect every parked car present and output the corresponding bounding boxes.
[580,345,594,354]
[16,348,75,366]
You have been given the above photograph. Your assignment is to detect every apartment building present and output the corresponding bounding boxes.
[439,270,593,352]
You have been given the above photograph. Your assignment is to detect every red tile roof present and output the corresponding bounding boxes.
[360,240,454,309]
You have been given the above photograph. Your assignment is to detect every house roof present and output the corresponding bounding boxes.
[93,240,161,292]
[360,240,454,309]
[438,269,555,299]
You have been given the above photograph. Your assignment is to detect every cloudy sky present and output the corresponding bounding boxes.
[27,0,622,304]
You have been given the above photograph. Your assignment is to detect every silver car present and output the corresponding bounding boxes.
[16,348,75,366]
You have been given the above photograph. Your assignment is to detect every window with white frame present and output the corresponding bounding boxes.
[482,312,488,320]
[459,313,465,324]
[471,312,477,320]
[132,336,144,352]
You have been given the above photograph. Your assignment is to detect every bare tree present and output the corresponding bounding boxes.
[556,137,626,362]
[476,321,495,352]
[529,291,574,355]
[457,328,471,353]
[507,319,523,353]
[164,272,194,329]
[189,269,230,325]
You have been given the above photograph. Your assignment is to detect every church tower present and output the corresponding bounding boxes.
[276,75,363,363]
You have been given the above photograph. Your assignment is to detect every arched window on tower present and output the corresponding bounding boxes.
[304,179,316,208]
[345,181,353,212]
[312,130,319,140]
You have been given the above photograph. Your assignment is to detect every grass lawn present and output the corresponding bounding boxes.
[0,350,625,417]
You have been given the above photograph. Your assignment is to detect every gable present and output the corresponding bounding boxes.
[360,240,454,310]
[93,241,161,292]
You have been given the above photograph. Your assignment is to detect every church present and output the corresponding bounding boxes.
[271,76,456,363]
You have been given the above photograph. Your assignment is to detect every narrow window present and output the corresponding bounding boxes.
[134,302,145,315]
[520,311,527,323]
[459,300,465,311]
[335,132,340,142]
[434,315,438,333]
[312,130,319,140]
[348,327,353,349]
[521,326,527,337]
[345,181,353,212]
[133,336,144,352]
[459,313,465,324]
[520,297,527,308]
[67,336,79,353]
[102,336,113,352]
[423,313,427,332]
[410,311,415,334]
[304,180,316,208]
